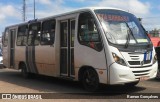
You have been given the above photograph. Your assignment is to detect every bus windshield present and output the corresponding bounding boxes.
[95,9,150,45]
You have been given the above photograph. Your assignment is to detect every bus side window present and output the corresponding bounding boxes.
[3,28,9,47]
[41,20,55,45]
[28,23,41,46]
[17,25,28,46]
[78,12,103,51]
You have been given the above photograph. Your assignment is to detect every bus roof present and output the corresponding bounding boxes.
[5,7,128,28]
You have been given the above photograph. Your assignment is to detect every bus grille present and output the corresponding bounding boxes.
[128,60,151,65]
[132,70,150,77]
[144,60,151,64]
[134,73,149,76]
[128,61,140,65]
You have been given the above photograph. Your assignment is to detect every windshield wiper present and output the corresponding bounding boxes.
[124,22,138,48]
[125,29,130,48]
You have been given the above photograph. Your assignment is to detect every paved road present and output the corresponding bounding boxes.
[0,68,159,102]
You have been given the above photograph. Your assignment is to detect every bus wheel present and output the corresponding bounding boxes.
[125,81,139,87]
[21,63,29,78]
[82,68,99,92]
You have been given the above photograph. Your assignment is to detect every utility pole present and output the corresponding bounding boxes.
[34,0,35,19]
[22,0,26,22]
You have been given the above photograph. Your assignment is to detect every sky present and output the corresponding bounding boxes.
[0,0,160,35]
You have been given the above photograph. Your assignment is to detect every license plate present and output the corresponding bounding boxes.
[139,76,149,81]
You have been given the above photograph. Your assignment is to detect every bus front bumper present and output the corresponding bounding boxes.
[109,62,158,85]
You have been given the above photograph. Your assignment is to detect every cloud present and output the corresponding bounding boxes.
[30,7,74,19]
[38,0,52,5]
[0,4,20,23]
[0,14,5,22]
[0,4,22,35]
[96,0,150,16]
[158,5,160,10]
[38,0,64,5]
[142,15,160,30]
[27,0,73,19]
[74,0,85,2]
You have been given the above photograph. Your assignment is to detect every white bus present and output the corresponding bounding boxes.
[2,7,158,91]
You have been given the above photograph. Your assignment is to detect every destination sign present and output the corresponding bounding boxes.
[97,14,129,22]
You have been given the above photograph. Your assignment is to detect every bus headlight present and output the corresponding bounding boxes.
[153,54,157,64]
[112,53,127,66]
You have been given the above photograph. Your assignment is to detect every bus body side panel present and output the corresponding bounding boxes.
[74,46,108,84]
[14,46,26,70]
[35,46,56,76]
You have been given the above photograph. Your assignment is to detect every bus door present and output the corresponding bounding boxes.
[9,29,16,67]
[60,19,75,77]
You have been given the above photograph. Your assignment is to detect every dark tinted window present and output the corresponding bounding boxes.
[17,25,28,46]
[28,23,41,46]
[3,28,9,47]
[78,12,102,51]
[41,20,55,45]
[60,22,68,47]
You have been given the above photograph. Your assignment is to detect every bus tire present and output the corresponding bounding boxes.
[21,63,29,78]
[82,68,99,92]
[125,81,139,87]
[156,68,160,79]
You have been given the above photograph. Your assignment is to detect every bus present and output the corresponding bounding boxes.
[2,7,158,91]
